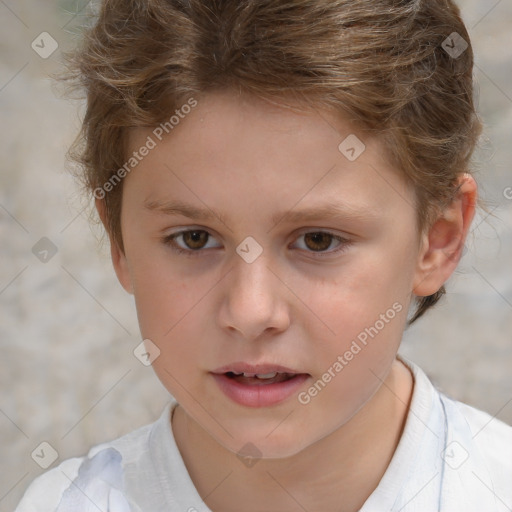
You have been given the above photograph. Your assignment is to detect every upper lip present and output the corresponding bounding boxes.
[212,362,307,375]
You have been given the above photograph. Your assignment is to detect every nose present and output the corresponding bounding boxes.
[217,250,290,341]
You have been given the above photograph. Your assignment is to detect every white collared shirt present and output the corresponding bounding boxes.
[15,356,512,512]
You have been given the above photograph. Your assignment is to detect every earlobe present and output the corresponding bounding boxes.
[412,174,477,297]
[95,198,134,295]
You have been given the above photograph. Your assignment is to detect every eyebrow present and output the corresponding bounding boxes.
[143,198,378,226]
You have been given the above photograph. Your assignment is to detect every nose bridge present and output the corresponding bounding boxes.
[219,244,289,339]
[230,246,277,309]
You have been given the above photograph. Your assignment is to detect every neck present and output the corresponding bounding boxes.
[172,357,414,512]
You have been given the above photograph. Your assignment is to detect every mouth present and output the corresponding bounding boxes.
[210,363,311,407]
[222,371,304,386]
[211,362,310,385]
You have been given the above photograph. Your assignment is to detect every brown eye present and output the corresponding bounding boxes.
[163,229,351,258]
[303,232,334,252]
[163,229,220,256]
[181,230,209,250]
[292,230,351,257]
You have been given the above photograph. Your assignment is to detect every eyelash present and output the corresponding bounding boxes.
[161,229,352,258]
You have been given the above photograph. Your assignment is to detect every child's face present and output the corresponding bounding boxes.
[114,90,426,457]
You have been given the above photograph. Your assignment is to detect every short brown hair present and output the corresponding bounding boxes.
[61,0,482,323]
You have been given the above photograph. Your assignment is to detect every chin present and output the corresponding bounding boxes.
[208,420,317,461]
[228,436,312,461]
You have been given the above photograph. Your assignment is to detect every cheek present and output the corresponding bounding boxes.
[131,266,201,386]
[298,282,408,424]
[299,246,412,376]
[315,250,411,322]
[307,275,407,363]
[128,248,191,339]
[128,250,220,381]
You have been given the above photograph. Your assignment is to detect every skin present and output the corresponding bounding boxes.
[97,90,477,512]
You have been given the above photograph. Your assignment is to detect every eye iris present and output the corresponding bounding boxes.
[178,231,337,252]
[183,230,208,250]
[304,232,332,251]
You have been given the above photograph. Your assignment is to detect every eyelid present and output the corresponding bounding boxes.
[162,226,352,257]
[291,229,352,257]
[162,226,222,255]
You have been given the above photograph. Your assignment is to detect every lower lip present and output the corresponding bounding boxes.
[211,373,310,408]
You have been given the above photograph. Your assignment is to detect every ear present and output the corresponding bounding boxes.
[95,198,134,295]
[413,173,477,297]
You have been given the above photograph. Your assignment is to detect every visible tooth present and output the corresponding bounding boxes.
[233,371,281,378]
[255,372,278,379]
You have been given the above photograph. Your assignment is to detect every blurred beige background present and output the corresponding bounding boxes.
[1,0,511,509]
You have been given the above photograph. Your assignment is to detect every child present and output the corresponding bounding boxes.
[16,0,512,511]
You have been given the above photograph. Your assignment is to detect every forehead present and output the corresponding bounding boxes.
[124,91,415,224]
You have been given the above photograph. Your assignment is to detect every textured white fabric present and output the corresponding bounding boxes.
[15,356,512,512]
[54,447,131,512]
